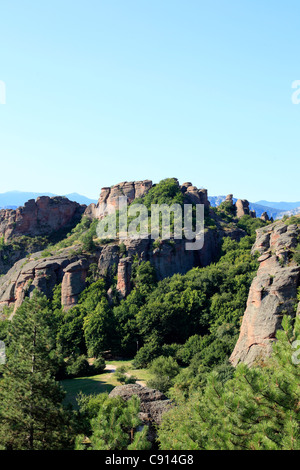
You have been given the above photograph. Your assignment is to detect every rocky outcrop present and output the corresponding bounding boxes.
[235,199,250,218]
[0,196,85,242]
[260,211,269,222]
[85,179,211,221]
[0,247,91,314]
[84,180,153,219]
[116,257,132,298]
[61,258,91,309]
[225,194,234,205]
[260,211,273,223]
[109,384,173,426]
[180,182,210,207]
[230,220,300,367]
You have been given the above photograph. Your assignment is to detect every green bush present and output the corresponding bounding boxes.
[132,338,162,369]
[147,356,180,393]
[66,355,90,378]
[292,244,300,265]
[91,356,106,375]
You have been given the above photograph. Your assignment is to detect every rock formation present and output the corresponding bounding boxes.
[260,211,270,222]
[116,257,132,298]
[235,199,250,218]
[84,180,153,219]
[0,247,90,314]
[85,179,211,221]
[230,220,300,366]
[225,194,234,205]
[109,384,173,426]
[179,182,210,207]
[0,196,85,241]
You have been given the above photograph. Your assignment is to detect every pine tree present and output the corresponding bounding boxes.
[75,394,151,450]
[158,315,300,450]
[0,291,74,450]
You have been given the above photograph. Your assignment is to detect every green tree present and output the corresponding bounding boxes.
[158,315,300,450]
[0,291,74,450]
[56,305,86,357]
[83,298,113,357]
[75,394,150,450]
[81,232,95,252]
[147,356,180,394]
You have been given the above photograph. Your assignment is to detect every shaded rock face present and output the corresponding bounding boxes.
[0,196,85,241]
[112,237,208,300]
[0,248,96,314]
[109,384,173,426]
[0,228,225,314]
[230,221,300,367]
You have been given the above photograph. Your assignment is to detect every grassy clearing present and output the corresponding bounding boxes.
[61,359,152,409]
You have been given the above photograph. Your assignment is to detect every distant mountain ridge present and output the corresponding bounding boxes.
[0,191,97,209]
[255,200,300,211]
[209,196,300,220]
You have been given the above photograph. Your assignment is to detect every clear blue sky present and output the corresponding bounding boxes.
[0,0,299,201]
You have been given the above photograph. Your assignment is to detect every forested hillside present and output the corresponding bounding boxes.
[0,179,299,450]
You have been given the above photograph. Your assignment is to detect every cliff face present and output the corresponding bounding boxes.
[0,196,85,241]
[230,220,300,367]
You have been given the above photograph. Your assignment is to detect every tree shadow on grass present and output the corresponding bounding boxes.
[61,375,116,409]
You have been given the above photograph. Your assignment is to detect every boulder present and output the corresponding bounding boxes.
[109,384,173,425]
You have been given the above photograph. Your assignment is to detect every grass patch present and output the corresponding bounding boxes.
[61,359,153,409]
[61,372,119,409]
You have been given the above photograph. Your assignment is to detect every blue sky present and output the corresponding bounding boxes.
[0,0,299,201]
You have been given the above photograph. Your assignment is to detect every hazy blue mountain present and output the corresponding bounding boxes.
[63,193,98,206]
[0,191,97,209]
[255,201,300,211]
